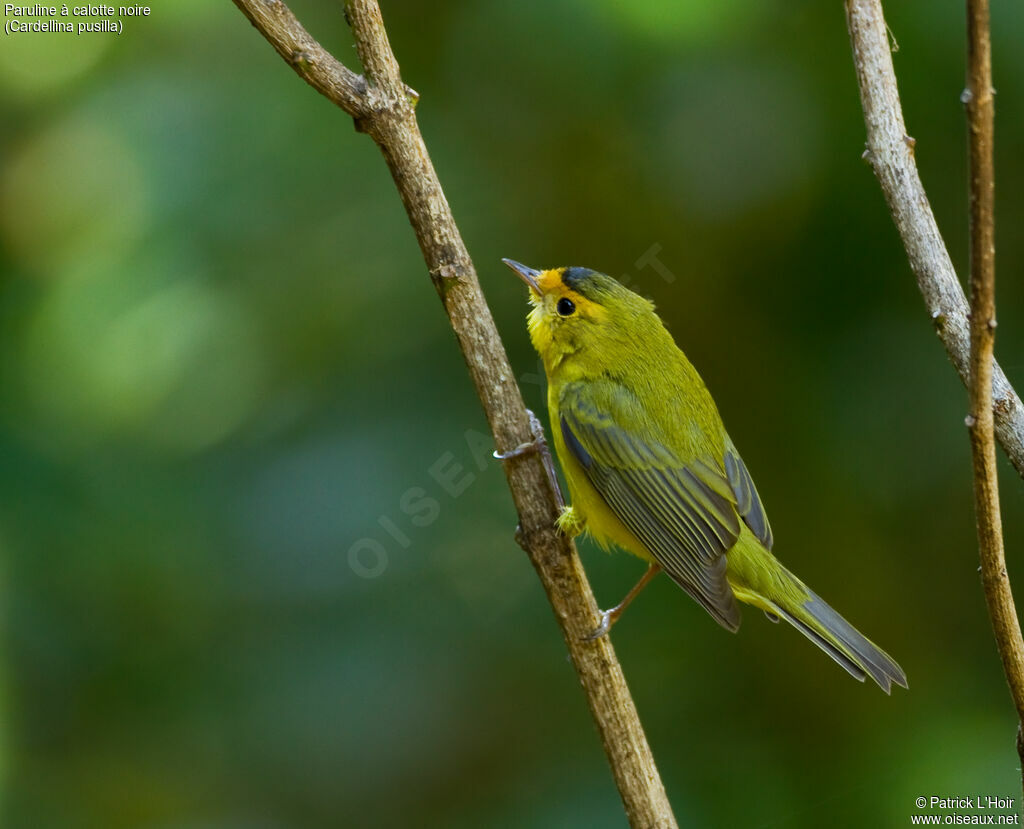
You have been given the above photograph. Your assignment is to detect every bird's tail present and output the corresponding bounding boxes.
[730,558,908,693]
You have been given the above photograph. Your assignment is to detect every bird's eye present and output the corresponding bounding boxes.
[556,297,576,317]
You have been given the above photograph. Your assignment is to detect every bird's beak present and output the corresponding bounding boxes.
[502,258,542,295]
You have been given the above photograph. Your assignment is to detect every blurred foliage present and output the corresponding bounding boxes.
[2,1,1024,827]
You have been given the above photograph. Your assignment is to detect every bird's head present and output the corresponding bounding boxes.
[502,259,658,376]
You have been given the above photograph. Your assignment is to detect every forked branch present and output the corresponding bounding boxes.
[845,0,1024,800]
[844,0,1024,482]
[230,0,677,825]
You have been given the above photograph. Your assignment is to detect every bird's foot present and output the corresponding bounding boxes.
[583,608,615,641]
[581,563,662,642]
[493,409,548,460]
[493,409,565,509]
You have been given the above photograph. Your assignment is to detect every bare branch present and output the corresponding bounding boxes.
[230,0,677,824]
[847,0,1024,802]
[844,0,1024,482]
[231,0,369,116]
[965,0,1024,802]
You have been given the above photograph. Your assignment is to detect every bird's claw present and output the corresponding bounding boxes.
[580,563,660,642]
[493,409,565,509]
[493,441,539,460]
[493,409,549,460]
[583,610,614,642]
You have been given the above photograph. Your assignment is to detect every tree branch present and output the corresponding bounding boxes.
[230,0,677,824]
[844,0,1024,482]
[231,0,369,115]
[846,0,1024,802]
[964,0,1024,802]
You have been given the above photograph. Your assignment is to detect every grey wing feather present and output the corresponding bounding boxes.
[724,449,773,550]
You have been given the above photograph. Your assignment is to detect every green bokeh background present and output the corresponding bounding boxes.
[2,2,1024,827]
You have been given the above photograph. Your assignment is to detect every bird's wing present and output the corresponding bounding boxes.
[559,382,745,630]
[723,444,773,550]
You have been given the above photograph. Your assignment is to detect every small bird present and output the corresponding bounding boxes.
[502,258,907,693]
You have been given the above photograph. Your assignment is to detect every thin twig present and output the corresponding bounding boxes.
[844,0,1024,483]
[965,0,1024,803]
[230,0,677,824]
